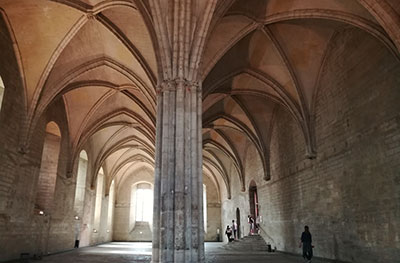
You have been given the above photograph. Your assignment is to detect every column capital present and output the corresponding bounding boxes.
[156,78,201,94]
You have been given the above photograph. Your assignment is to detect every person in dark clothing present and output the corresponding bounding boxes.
[300,225,313,262]
[225,225,233,242]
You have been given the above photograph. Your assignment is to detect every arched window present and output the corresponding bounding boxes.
[74,151,88,216]
[93,167,104,230]
[135,183,153,222]
[35,122,61,213]
[0,76,4,111]
[107,180,115,233]
[203,184,207,232]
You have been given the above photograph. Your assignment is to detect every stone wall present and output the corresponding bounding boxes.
[0,96,78,261]
[0,17,111,257]
[35,131,61,212]
[0,11,26,215]
[0,98,113,261]
[204,174,221,242]
[221,28,400,262]
[90,172,113,245]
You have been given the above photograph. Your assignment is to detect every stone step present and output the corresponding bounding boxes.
[223,234,269,251]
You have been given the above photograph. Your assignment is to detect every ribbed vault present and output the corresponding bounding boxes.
[0,0,399,208]
[201,0,400,194]
[0,0,158,191]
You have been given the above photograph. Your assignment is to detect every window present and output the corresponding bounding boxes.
[135,183,153,222]
[107,180,115,232]
[0,76,4,111]
[93,168,104,230]
[74,151,88,216]
[35,122,61,213]
[203,184,207,232]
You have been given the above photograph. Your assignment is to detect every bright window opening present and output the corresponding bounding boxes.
[74,151,88,216]
[107,180,115,232]
[94,168,104,230]
[203,184,207,232]
[135,183,153,222]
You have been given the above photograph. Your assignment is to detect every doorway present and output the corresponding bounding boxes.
[249,180,259,233]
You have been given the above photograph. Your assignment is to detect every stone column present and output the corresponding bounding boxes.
[152,79,204,262]
[145,0,218,262]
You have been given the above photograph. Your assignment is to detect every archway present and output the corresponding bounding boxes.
[74,150,88,216]
[35,122,61,214]
[249,180,259,233]
[107,180,115,239]
[129,182,153,241]
[94,168,104,228]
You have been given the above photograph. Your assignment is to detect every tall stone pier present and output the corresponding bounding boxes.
[146,0,218,262]
[152,79,204,262]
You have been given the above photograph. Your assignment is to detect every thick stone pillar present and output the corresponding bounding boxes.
[146,0,218,262]
[152,79,204,262]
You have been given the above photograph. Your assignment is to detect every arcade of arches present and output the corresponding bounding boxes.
[0,1,399,262]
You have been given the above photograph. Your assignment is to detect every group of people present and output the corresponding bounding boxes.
[225,215,258,242]
[224,220,238,242]
[224,213,314,263]
[226,219,314,263]
[224,215,259,242]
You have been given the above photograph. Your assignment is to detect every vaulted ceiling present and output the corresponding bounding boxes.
[202,0,400,197]
[0,0,399,198]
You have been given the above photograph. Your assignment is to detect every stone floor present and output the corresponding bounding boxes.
[18,242,332,263]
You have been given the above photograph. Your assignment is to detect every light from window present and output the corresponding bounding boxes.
[94,168,104,229]
[203,184,207,232]
[74,151,88,215]
[107,180,115,231]
[135,184,153,222]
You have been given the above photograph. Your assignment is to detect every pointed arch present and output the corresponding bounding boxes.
[35,121,61,213]
[73,150,89,216]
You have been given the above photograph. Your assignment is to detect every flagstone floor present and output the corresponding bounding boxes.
[14,242,331,263]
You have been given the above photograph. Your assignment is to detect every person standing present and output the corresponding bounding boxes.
[232,220,238,240]
[247,215,254,235]
[225,225,233,242]
[299,225,313,262]
[255,216,260,234]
